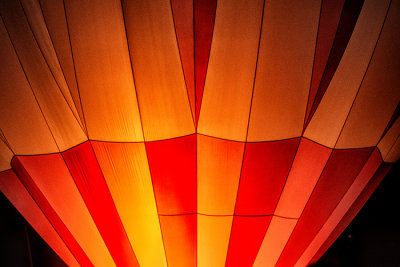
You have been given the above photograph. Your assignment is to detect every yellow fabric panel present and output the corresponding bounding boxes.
[253,216,297,267]
[20,0,83,130]
[336,0,400,149]
[0,19,58,155]
[92,141,167,267]
[38,0,86,129]
[0,139,13,171]
[197,134,244,215]
[65,0,143,142]
[378,117,400,162]
[122,0,194,141]
[197,215,233,267]
[0,170,80,267]
[18,155,115,267]
[303,0,390,148]
[247,0,320,141]
[0,0,86,151]
[197,0,264,141]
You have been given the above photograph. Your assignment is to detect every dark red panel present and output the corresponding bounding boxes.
[310,162,392,264]
[234,138,300,215]
[276,147,374,267]
[159,215,196,267]
[194,0,217,124]
[11,157,93,267]
[62,142,139,267]
[225,216,272,267]
[146,134,196,214]
[304,0,365,128]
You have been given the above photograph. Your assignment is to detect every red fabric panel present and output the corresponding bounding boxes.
[234,138,300,215]
[170,0,195,119]
[225,216,272,267]
[62,142,139,267]
[146,134,196,214]
[11,157,93,267]
[310,162,392,264]
[159,215,196,267]
[304,0,345,127]
[276,147,374,267]
[194,0,217,124]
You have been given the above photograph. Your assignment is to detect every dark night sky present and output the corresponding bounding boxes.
[1,161,399,267]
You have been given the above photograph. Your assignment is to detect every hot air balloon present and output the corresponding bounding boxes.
[0,0,399,266]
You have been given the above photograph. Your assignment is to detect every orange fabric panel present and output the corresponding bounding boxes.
[122,0,194,141]
[336,0,400,149]
[378,117,400,162]
[0,140,13,171]
[0,18,58,155]
[17,154,115,267]
[275,138,332,218]
[247,0,320,141]
[0,170,79,267]
[197,134,245,215]
[20,0,83,129]
[197,215,232,267]
[295,148,382,267]
[0,0,86,151]
[39,0,86,129]
[197,0,264,141]
[65,0,143,142]
[170,0,195,120]
[304,0,390,148]
[91,141,167,267]
[159,215,196,267]
[253,216,297,267]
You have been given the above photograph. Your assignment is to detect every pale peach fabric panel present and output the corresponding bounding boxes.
[378,117,400,162]
[0,0,86,151]
[197,0,264,141]
[91,141,167,267]
[39,0,86,128]
[0,139,13,171]
[20,0,83,129]
[336,0,400,149]
[122,0,194,141]
[274,138,332,218]
[295,149,382,267]
[65,0,143,142]
[197,215,233,267]
[0,170,79,267]
[18,155,115,267]
[247,0,320,141]
[0,19,58,155]
[304,0,390,148]
[253,217,297,267]
[197,134,245,215]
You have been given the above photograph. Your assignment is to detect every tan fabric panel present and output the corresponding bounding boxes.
[247,0,320,141]
[253,217,297,267]
[378,117,400,162]
[65,0,143,142]
[0,170,80,267]
[304,0,390,148]
[0,139,13,171]
[197,134,245,215]
[92,141,167,267]
[20,0,83,129]
[0,19,58,155]
[0,0,86,151]
[197,215,233,267]
[122,0,194,141]
[197,0,264,141]
[39,0,86,129]
[336,0,400,149]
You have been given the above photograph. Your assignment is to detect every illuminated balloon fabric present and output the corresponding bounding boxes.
[0,0,399,266]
